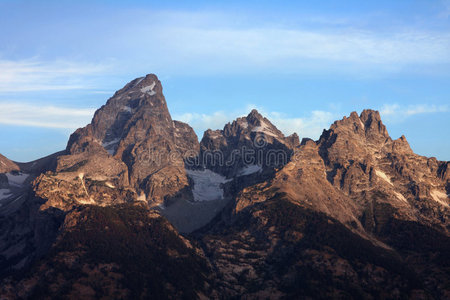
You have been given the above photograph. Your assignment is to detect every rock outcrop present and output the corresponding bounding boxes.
[1,76,449,299]
[199,109,299,178]
[0,154,19,174]
[35,74,200,209]
[317,109,449,232]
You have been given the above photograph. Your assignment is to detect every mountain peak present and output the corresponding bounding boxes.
[63,73,199,205]
[112,73,162,99]
[359,109,389,140]
[359,108,381,122]
[327,109,390,142]
[246,109,264,125]
[3,75,450,298]
[248,108,261,117]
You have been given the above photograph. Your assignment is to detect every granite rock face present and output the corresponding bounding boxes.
[1,75,449,299]
[212,110,449,297]
[199,109,299,177]
[317,109,449,231]
[0,154,19,174]
[38,74,200,208]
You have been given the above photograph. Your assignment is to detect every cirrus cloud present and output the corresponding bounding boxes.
[0,58,110,92]
[0,102,96,129]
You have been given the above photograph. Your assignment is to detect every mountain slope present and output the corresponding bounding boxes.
[0,204,213,299]
[35,74,200,214]
[0,75,449,299]
[199,109,450,297]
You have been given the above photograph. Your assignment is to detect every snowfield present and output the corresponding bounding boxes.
[141,82,156,96]
[238,164,262,176]
[0,189,12,201]
[375,170,393,186]
[251,120,277,137]
[186,169,231,201]
[5,173,29,187]
[102,138,120,155]
[430,190,449,207]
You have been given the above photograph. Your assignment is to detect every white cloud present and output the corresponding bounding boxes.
[118,11,450,76]
[0,102,95,129]
[380,103,449,121]
[174,106,337,140]
[268,110,336,139]
[176,102,450,142]
[155,27,450,67]
[1,10,449,94]
[0,58,109,92]
[175,111,239,135]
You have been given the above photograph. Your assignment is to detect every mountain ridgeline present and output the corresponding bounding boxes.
[0,74,449,299]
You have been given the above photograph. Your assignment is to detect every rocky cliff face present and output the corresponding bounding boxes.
[233,110,449,230]
[1,75,449,299]
[36,74,199,210]
[205,109,449,297]
[199,109,299,177]
[0,154,19,174]
[317,110,449,231]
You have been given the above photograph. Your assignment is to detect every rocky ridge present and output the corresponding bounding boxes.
[38,74,200,211]
[0,74,449,299]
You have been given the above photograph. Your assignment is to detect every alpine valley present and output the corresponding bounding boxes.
[0,74,449,299]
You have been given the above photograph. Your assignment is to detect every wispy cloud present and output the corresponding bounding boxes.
[265,110,337,139]
[176,102,450,141]
[174,105,338,140]
[0,102,95,129]
[380,103,449,122]
[0,58,109,92]
[113,10,450,76]
[154,27,450,68]
[1,10,449,92]
[175,111,239,137]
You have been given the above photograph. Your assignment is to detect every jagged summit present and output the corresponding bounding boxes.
[67,74,173,156]
[41,74,200,210]
[1,75,449,298]
[112,73,163,98]
[200,109,299,178]
[246,108,264,124]
[327,109,389,141]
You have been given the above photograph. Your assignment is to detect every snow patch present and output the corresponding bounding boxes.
[122,106,132,113]
[239,121,248,129]
[252,121,278,137]
[102,138,120,148]
[102,138,120,155]
[186,169,231,201]
[430,190,449,207]
[359,118,365,129]
[137,192,146,202]
[6,172,29,187]
[105,182,115,189]
[0,189,12,200]
[78,173,90,199]
[141,81,156,96]
[134,77,144,86]
[393,191,407,203]
[238,165,262,176]
[375,170,393,186]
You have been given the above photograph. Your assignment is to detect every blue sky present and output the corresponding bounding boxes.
[0,0,449,161]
